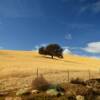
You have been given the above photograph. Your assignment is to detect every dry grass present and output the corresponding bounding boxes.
[0,50,100,91]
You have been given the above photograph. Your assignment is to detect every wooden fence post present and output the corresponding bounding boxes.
[88,70,91,80]
[37,68,39,78]
[67,70,70,82]
[99,68,100,75]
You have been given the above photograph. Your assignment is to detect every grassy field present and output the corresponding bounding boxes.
[0,50,100,92]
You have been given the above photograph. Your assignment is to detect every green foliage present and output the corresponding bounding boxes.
[39,44,63,59]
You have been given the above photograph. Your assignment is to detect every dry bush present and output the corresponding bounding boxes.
[32,74,50,91]
[70,77,86,86]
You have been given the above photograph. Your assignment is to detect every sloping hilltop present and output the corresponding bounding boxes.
[0,50,100,90]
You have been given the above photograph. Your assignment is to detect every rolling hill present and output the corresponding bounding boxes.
[0,50,100,73]
[0,50,100,90]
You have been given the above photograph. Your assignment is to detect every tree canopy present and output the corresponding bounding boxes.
[39,44,63,59]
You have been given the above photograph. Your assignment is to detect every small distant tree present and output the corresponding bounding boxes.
[39,44,63,59]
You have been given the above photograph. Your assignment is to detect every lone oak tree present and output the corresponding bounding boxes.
[39,44,63,59]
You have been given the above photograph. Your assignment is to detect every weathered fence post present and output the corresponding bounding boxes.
[67,70,70,82]
[37,68,39,78]
[99,68,100,75]
[88,70,91,80]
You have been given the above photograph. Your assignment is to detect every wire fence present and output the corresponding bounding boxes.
[36,68,100,83]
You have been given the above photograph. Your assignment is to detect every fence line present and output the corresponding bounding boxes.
[35,68,100,83]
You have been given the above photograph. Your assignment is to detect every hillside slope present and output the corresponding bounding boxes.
[0,50,100,77]
[0,50,100,89]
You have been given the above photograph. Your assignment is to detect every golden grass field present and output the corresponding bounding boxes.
[0,50,100,91]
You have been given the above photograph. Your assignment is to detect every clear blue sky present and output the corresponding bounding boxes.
[0,0,100,57]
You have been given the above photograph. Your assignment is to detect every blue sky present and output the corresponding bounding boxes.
[0,0,100,58]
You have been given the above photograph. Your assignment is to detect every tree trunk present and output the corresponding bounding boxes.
[51,55,53,59]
